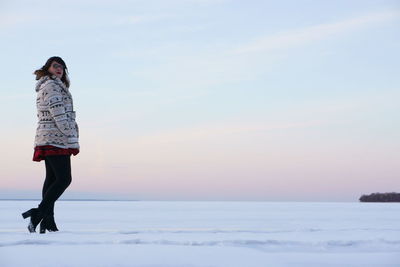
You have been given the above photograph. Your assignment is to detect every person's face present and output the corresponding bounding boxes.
[48,61,64,78]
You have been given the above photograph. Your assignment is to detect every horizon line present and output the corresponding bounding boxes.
[0,198,361,202]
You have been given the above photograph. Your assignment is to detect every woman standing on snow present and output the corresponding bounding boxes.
[22,56,80,233]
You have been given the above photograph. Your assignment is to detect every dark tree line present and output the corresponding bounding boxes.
[359,192,400,202]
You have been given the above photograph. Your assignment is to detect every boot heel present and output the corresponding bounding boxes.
[22,209,32,219]
[22,208,46,233]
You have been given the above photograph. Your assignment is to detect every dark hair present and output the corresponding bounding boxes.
[33,56,70,88]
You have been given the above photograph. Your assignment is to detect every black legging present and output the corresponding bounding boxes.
[38,155,72,215]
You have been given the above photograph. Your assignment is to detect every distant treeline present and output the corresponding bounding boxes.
[359,192,400,202]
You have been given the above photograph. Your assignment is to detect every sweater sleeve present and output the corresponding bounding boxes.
[75,121,79,138]
[42,81,74,137]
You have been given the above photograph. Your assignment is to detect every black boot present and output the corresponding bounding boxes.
[39,215,59,234]
[39,217,48,234]
[21,208,46,233]
[46,215,59,232]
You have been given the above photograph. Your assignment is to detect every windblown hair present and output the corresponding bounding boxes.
[33,56,70,88]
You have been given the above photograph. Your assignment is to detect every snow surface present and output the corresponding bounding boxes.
[1,201,399,267]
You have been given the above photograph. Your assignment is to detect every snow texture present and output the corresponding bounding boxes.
[1,201,399,266]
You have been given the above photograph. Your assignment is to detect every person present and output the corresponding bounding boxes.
[21,56,80,234]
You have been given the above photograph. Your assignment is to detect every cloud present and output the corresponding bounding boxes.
[111,9,400,99]
[114,14,176,25]
[132,119,329,146]
[230,9,400,54]
[112,41,283,97]
[119,91,389,147]
[0,92,31,100]
[0,13,39,29]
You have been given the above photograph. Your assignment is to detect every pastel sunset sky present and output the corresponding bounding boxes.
[0,0,399,201]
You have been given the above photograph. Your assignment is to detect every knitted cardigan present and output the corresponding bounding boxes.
[34,75,80,149]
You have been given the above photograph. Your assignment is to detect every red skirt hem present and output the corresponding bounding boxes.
[33,145,79,162]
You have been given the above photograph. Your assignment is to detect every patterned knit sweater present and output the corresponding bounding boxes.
[34,75,79,149]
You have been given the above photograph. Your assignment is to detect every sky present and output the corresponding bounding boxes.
[0,0,399,201]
